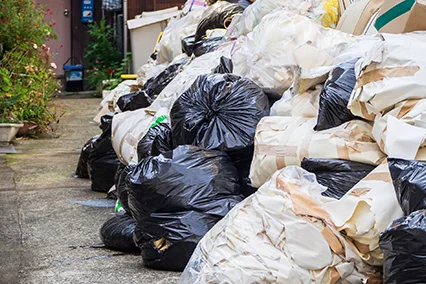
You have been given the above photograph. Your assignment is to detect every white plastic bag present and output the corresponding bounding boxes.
[372,99,426,159]
[323,162,404,266]
[232,12,355,94]
[348,33,426,120]
[250,116,385,187]
[156,7,206,64]
[180,166,378,284]
[226,0,340,38]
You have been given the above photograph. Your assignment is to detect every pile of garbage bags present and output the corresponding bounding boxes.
[73,0,426,281]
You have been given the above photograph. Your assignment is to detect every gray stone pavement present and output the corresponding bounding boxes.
[0,97,180,284]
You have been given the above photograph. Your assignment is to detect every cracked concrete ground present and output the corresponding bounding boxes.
[0,96,180,284]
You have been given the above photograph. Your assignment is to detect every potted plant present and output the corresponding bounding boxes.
[0,94,23,146]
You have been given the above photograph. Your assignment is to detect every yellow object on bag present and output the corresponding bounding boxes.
[319,0,340,28]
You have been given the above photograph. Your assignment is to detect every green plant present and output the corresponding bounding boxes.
[0,0,61,132]
[84,18,123,94]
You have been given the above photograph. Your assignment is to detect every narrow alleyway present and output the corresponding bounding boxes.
[0,96,180,284]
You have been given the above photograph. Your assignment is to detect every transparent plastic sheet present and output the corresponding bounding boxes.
[232,12,355,95]
[99,212,139,253]
[270,84,322,117]
[156,6,206,64]
[179,166,379,284]
[379,209,426,284]
[225,0,340,39]
[127,145,243,271]
[348,33,426,121]
[250,116,386,188]
[112,48,232,164]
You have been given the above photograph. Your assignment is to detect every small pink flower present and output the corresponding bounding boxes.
[29,80,33,85]
[33,43,38,49]
[50,62,57,69]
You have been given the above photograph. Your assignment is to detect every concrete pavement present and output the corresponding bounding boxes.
[0,97,180,284]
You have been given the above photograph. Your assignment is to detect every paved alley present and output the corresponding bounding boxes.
[0,96,180,284]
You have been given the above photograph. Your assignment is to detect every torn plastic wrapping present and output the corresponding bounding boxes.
[301,158,375,199]
[372,99,426,160]
[213,56,233,74]
[88,115,121,193]
[156,7,206,64]
[194,1,243,41]
[232,11,355,94]
[226,0,340,39]
[323,162,404,266]
[117,91,153,112]
[379,209,426,284]
[74,135,100,178]
[250,116,386,188]
[112,49,232,165]
[388,158,426,215]
[127,145,243,271]
[348,33,426,121]
[180,166,378,284]
[315,58,361,131]
[137,122,173,160]
[100,212,140,253]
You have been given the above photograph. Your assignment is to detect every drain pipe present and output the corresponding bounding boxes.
[123,0,128,60]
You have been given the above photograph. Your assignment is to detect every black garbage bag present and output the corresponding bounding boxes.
[74,135,100,178]
[88,115,121,193]
[115,164,135,215]
[137,122,173,160]
[213,56,233,74]
[379,209,426,284]
[314,58,361,131]
[117,91,153,112]
[193,37,223,57]
[127,145,243,271]
[100,212,140,253]
[143,57,190,98]
[301,158,375,199]
[182,35,196,56]
[195,1,243,41]
[171,74,268,197]
[170,73,269,152]
[388,158,426,215]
